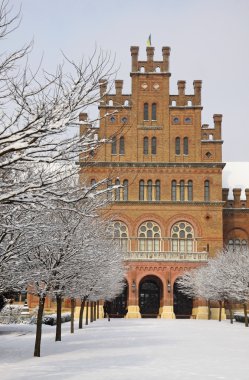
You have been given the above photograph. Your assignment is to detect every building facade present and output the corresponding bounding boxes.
[80,45,249,319]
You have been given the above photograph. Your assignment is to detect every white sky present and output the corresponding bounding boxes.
[6,0,249,162]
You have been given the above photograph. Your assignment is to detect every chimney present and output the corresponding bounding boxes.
[213,114,223,140]
[162,46,170,72]
[115,80,123,95]
[233,188,241,208]
[99,79,108,97]
[222,188,229,202]
[193,80,202,105]
[130,46,139,72]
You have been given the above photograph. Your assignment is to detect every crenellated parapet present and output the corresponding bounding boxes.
[201,114,222,141]
[169,80,202,107]
[130,45,171,73]
[222,187,249,208]
[99,78,131,108]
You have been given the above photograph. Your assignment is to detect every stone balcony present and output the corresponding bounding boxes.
[124,251,208,262]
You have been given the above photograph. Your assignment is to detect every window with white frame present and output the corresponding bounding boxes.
[138,221,161,252]
[113,221,129,251]
[171,221,194,253]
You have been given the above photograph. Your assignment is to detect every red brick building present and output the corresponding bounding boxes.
[80,45,249,319]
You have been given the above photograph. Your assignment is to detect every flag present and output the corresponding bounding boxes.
[146,34,151,47]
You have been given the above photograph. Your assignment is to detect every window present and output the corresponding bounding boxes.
[171,180,177,201]
[123,180,128,201]
[175,137,180,155]
[143,137,149,155]
[151,137,157,155]
[188,180,193,201]
[110,116,116,123]
[139,180,145,201]
[155,180,160,201]
[138,221,161,251]
[183,137,188,155]
[152,103,157,120]
[119,136,125,154]
[171,221,194,253]
[228,239,248,251]
[144,103,149,120]
[204,180,210,201]
[173,116,179,123]
[111,136,117,154]
[184,117,192,123]
[147,180,153,201]
[180,180,185,201]
[113,221,129,251]
[115,179,120,201]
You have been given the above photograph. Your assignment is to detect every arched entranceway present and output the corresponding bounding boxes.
[173,279,193,319]
[139,276,162,318]
[107,282,128,318]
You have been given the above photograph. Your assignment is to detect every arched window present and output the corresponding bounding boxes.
[123,179,128,201]
[171,221,194,253]
[180,180,185,201]
[144,103,149,121]
[113,221,129,251]
[152,103,157,120]
[228,238,248,251]
[155,180,160,201]
[111,136,117,154]
[151,137,157,155]
[188,180,193,201]
[115,179,120,201]
[143,137,149,155]
[119,136,125,154]
[171,180,177,201]
[183,137,189,155]
[138,221,161,251]
[147,180,153,201]
[204,180,210,201]
[139,180,145,201]
[175,137,180,155]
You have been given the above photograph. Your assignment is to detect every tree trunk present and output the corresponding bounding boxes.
[228,301,233,324]
[70,298,75,334]
[97,300,99,319]
[34,296,45,357]
[55,295,62,341]
[79,299,85,329]
[94,302,96,321]
[244,303,248,327]
[208,299,211,320]
[218,300,222,322]
[90,301,93,322]
[85,301,89,325]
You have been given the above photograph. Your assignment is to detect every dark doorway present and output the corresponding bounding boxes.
[173,280,193,318]
[107,284,128,318]
[139,277,162,318]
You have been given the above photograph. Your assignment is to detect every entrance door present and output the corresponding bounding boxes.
[107,285,128,317]
[139,278,161,318]
[173,280,193,318]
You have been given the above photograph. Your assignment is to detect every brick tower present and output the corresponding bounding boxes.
[80,45,225,319]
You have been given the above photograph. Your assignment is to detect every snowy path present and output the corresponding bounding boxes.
[0,319,248,380]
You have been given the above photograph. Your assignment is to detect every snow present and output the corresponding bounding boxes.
[0,319,249,380]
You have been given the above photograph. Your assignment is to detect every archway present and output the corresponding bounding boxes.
[107,281,128,318]
[173,279,193,318]
[139,276,162,318]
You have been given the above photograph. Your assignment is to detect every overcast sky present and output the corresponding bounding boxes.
[7,0,249,162]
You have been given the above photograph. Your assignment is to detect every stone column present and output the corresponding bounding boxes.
[125,277,141,318]
[160,275,175,319]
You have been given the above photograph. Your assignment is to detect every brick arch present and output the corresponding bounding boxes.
[226,227,249,240]
[166,214,202,237]
[133,214,166,236]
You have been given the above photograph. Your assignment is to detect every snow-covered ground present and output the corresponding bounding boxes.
[0,318,248,380]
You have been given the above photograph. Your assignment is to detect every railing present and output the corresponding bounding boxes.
[124,251,208,262]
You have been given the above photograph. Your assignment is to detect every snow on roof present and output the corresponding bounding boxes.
[223,162,249,198]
